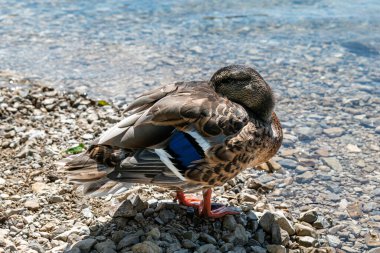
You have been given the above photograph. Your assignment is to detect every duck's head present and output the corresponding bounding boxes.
[210,65,275,122]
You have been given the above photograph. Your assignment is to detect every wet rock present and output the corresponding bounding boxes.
[183,231,199,242]
[233,224,248,245]
[158,209,175,224]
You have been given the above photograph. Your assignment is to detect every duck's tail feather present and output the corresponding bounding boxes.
[56,145,133,196]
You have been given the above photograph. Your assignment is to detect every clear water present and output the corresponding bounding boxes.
[0,0,379,100]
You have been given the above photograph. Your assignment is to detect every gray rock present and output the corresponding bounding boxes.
[182,239,196,249]
[200,233,217,245]
[48,195,65,203]
[183,231,199,242]
[234,224,248,245]
[117,235,140,250]
[95,239,117,253]
[112,200,137,218]
[299,210,318,224]
[158,209,175,224]
[295,171,315,183]
[278,159,298,169]
[197,244,216,253]
[297,236,317,247]
[223,215,237,231]
[129,195,148,212]
[259,211,295,235]
[296,127,315,141]
[326,234,342,248]
[322,157,343,171]
[147,228,160,240]
[323,127,345,137]
[132,241,161,253]
[220,243,234,252]
[73,238,96,253]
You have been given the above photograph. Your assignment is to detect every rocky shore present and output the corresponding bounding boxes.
[0,78,379,253]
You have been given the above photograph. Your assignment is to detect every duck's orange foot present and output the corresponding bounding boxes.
[175,189,240,218]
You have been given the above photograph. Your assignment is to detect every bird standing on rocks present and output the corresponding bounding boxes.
[58,65,283,218]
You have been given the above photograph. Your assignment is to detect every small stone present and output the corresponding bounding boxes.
[82,208,93,219]
[158,209,175,224]
[365,231,380,247]
[117,235,140,250]
[200,233,217,245]
[49,195,65,203]
[323,127,345,137]
[297,236,317,247]
[267,244,286,253]
[299,210,318,224]
[322,157,343,171]
[147,227,160,240]
[182,239,196,249]
[347,202,362,219]
[82,133,93,140]
[326,235,342,248]
[295,171,315,183]
[278,159,298,169]
[73,238,96,253]
[132,241,161,253]
[220,243,234,252]
[259,211,295,235]
[134,213,145,223]
[197,244,216,253]
[183,231,199,242]
[24,199,40,211]
[346,144,361,153]
[94,239,116,253]
[223,215,237,231]
[251,246,267,253]
[295,223,317,237]
[31,182,50,194]
[129,195,148,212]
[234,224,248,245]
[112,200,137,218]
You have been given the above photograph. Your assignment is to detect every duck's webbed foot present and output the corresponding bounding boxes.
[175,189,239,218]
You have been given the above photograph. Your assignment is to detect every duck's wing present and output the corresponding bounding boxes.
[63,82,250,195]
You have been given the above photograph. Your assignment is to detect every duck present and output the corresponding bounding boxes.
[59,65,283,218]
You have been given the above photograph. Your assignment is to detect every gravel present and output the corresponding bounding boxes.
[0,81,379,252]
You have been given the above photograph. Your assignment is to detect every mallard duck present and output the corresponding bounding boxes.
[60,65,283,218]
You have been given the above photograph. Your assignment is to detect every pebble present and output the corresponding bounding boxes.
[322,157,343,171]
[72,238,96,253]
[117,234,140,250]
[346,144,362,153]
[132,241,161,253]
[24,199,40,211]
[323,127,345,137]
[299,210,318,224]
[326,234,342,248]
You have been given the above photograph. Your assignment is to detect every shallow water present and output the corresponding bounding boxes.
[0,0,379,100]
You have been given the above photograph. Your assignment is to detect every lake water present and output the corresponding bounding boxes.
[0,0,379,101]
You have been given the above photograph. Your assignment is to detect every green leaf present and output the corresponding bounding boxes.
[97,100,110,106]
[65,143,85,154]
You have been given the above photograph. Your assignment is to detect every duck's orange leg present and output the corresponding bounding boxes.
[176,189,239,218]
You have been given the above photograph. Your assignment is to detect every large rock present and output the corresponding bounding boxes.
[72,238,96,253]
[299,210,318,224]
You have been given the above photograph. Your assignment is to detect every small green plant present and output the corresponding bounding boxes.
[65,143,85,154]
